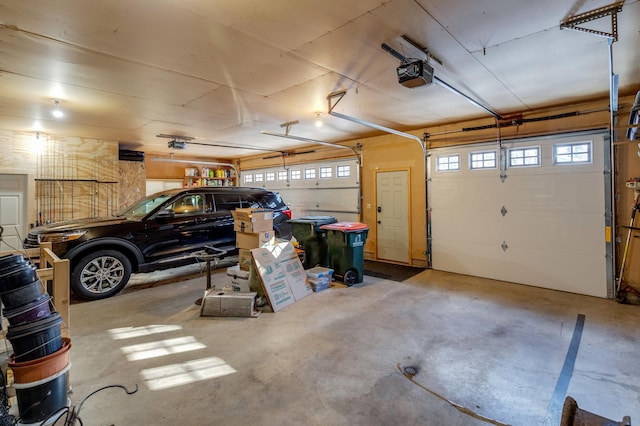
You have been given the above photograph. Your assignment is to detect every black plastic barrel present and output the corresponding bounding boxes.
[13,363,70,424]
[4,295,52,326]
[0,264,38,292]
[0,253,26,270]
[7,312,63,362]
[0,279,46,310]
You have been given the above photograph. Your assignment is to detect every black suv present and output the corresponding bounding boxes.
[24,187,292,300]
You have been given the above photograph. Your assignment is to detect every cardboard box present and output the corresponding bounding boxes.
[225,264,250,292]
[250,242,312,312]
[200,290,258,317]
[251,247,295,312]
[232,208,274,233]
[235,230,275,250]
[238,248,253,271]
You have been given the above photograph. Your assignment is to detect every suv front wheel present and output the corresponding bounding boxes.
[71,249,132,300]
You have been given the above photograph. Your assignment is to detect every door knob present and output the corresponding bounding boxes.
[377,206,382,213]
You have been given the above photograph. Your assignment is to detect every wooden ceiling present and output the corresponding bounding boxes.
[1,0,638,158]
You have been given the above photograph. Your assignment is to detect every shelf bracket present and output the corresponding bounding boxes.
[560,1,623,41]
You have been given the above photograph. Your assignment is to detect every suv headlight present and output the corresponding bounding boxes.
[40,230,87,243]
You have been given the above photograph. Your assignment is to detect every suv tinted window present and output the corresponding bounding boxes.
[213,193,242,211]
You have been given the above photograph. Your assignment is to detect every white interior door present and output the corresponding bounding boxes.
[376,170,410,263]
[428,132,611,298]
[0,174,26,252]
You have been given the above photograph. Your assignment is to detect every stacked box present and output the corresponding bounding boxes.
[306,266,333,292]
[232,208,274,270]
[231,208,273,233]
[235,230,275,250]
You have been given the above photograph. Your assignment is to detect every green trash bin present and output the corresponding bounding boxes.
[288,216,337,269]
[320,222,369,286]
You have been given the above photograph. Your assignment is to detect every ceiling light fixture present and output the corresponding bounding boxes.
[314,112,323,128]
[51,99,63,118]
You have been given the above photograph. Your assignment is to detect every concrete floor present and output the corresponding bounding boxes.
[54,267,640,424]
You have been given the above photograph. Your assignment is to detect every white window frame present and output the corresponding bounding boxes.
[254,172,264,182]
[337,165,351,178]
[508,146,541,168]
[319,166,332,179]
[266,171,276,182]
[553,141,592,165]
[243,173,253,184]
[469,150,497,170]
[290,170,301,180]
[304,168,316,180]
[436,154,460,172]
[277,170,288,181]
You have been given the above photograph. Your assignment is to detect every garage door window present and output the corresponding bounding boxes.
[470,151,497,170]
[266,172,276,182]
[278,170,288,181]
[244,173,253,184]
[436,154,460,171]
[320,166,332,178]
[337,165,351,177]
[255,173,264,182]
[508,146,540,167]
[291,170,301,180]
[305,168,316,179]
[553,141,592,165]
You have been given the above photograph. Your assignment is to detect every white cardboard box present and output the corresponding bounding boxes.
[224,264,251,292]
[251,241,312,312]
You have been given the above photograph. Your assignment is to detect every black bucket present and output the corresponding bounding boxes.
[7,312,63,362]
[0,279,46,310]
[0,264,38,293]
[13,363,70,424]
[0,253,26,270]
[4,295,52,326]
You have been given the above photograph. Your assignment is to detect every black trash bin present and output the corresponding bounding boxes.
[320,222,369,286]
[288,216,337,269]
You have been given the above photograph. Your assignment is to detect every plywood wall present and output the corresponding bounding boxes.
[119,160,146,209]
[0,132,123,225]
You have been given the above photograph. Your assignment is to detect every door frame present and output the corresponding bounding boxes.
[374,168,412,264]
[0,173,31,251]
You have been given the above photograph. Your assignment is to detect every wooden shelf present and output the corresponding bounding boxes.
[184,166,237,187]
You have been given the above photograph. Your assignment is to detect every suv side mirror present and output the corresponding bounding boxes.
[156,209,175,222]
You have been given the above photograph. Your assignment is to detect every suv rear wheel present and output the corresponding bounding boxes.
[71,249,132,300]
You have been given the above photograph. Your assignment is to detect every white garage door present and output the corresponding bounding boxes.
[241,159,360,222]
[428,131,613,298]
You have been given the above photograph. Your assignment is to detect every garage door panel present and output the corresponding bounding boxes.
[433,240,606,298]
[429,132,610,297]
[503,212,605,254]
[502,175,604,213]
[433,209,502,243]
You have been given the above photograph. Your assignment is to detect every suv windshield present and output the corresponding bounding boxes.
[117,192,176,220]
